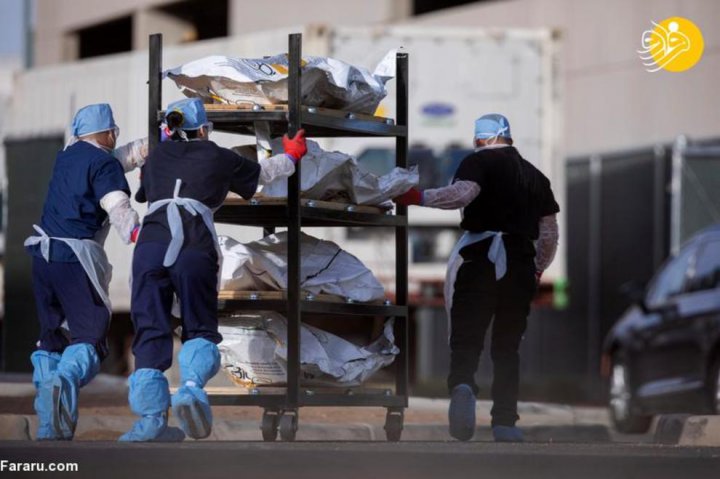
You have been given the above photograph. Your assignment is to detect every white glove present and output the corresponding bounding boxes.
[114,137,149,173]
[258,153,296,185]
[100,191,139,244]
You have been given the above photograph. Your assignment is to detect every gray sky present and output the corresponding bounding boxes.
[0,0,25,60]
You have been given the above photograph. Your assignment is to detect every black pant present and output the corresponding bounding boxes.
[447,241,536,427]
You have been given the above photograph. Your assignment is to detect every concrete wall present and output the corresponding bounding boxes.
[34,0,411,66]
[34,0,174,65]
[228,0,411,36]
[405,0,720,157]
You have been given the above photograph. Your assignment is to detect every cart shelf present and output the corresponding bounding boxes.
[216,197,405,227]
[218,290,408,317]
[193,104,407,138]
[207,387,406,408]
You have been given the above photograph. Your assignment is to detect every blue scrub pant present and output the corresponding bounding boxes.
[31,257,110,359]
[131,241,222,371]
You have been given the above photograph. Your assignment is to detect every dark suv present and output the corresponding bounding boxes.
[603,225,720,433]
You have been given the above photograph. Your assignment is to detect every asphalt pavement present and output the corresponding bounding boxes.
[1,441,720,479]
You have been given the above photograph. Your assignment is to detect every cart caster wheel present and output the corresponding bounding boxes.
[261,410,279,442]
[384,409,404,442]
[279,412,298,442]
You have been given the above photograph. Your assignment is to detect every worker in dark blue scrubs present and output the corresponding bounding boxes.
[25,103,147,440]
[120,98,307,442]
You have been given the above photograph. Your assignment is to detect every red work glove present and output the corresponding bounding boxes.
[393,188,424,206]
[283,129,307,163]
[160,125,172,142]
[130,226,140,243]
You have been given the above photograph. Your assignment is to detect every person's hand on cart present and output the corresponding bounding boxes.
[283,129,307,164]
[393,187,424,206]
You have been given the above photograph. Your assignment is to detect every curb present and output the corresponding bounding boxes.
[653,414,720,447]
[653,414,692,445]
[0,415,31,441]
[1,414,610,443]
[678,416,720,447]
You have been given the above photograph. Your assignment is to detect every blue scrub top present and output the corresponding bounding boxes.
[26,141,130,262]
[136,140,261,256]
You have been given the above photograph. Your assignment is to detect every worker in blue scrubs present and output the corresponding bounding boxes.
[120,98,307,442]
[25,103,148,440]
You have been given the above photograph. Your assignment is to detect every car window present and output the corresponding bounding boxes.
[687,239,720,292]
[645,245,696,308]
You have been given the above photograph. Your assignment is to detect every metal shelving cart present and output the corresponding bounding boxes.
[148,33,409,442]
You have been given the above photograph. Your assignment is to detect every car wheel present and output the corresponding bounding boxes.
[609,357,653,434]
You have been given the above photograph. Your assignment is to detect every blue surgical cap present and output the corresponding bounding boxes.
[165,98,208,130]
[474,113,512,140]
[71,104,117,137]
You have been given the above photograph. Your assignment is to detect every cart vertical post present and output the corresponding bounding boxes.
[148,34,163,151]
[286,33,302,412]
[394,52,410,402]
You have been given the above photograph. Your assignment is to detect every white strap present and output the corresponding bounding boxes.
[449,231,507,281]
[24,225,51,261]
[146,179,221,267]
[444,230,508,343]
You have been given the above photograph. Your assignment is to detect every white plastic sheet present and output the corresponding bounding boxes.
[219,232,385,303]
[164,51,396,114]
[218,312,398,387]
[260,139,418,206]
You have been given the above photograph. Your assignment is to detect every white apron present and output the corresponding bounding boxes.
[444,231,507,341]
[24,224,113,314]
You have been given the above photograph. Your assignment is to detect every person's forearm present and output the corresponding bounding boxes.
[535,214,559,272]
[422,180,480,209]
[100,191,139,244]
[114,138,149,173]
[258,154,296,185]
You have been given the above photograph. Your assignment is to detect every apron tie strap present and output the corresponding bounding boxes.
[146,179,221,268]
[444,230,508,343]
[24,224,51,261]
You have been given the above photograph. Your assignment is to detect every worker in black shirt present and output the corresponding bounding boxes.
[393,114,559,442]
[120,98,307,442]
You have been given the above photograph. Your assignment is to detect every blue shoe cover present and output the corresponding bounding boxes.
[492,425,524,443]
[119,368,184,442]
[172,385,212,440]
[119,415,185,442]
[449,384,476,441]
[172,338,219,440]
[52,344,101,440]
[30,351,61,440]
[51,375,77,439]
[178,338,220,387]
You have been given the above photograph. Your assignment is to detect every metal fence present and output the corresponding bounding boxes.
[564,137,720,397]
